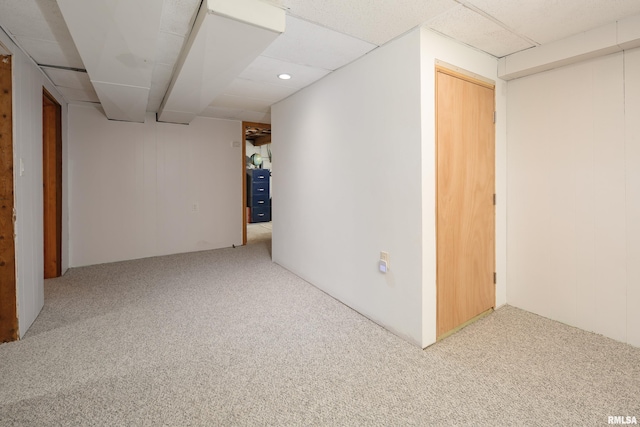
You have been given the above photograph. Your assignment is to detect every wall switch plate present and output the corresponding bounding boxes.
[191,203,199,213]
[232,141,241,148]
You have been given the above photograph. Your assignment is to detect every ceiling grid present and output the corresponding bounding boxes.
[0,0,639,123]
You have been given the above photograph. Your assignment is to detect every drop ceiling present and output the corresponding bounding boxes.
[1,0,640,124]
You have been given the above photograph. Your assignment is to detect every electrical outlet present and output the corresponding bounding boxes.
[379,251,390,273]
[380,251,389,265]
[379,260,388,273]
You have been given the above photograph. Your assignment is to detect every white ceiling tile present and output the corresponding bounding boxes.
[151,63,174,90]
[261,16,377,70]
[57,0,162,88]
[57,86,99,103]
[92,82,149,122]
[239,56,330,89]
[236,111,271,123]
[427,5,534,57]
[283,0,459,46]
[210,94,272,113]
[200,106,243,120]
[0,0,82,71]
[463,0,640,45]
[5,0,637,126]
[0,0,67,41]
[156,31,185,67]
[260,0,285,8]
[15,36,84,68]
[160,0,201,36]
[42,67,93,90]
[158,6,284,124]
[225,78,297,102]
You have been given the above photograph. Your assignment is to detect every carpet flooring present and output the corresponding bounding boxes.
[1,242,638,426]
[246,222,272,245]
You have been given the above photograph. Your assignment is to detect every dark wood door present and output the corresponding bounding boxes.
[43,89,62,279]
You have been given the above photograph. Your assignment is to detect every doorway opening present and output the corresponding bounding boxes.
[242,121,272,246]
[43,88,62,279]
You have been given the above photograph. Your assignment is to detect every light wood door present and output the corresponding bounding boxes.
[43,90,62,279]
[0,54,18,342]
[436,66,495,338]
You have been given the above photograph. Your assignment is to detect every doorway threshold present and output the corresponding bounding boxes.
[437,307,494,342]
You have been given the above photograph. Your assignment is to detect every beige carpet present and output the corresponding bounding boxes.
[1,242,638,426]
[247,222,272,245]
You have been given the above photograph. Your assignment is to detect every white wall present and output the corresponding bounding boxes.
[419,29,507,346]
[272,29,425,346]
[68,105,242,267]
[1,29,68,337]
[272,27,505,348]
[507,48,640,347]
[626,48,640,347]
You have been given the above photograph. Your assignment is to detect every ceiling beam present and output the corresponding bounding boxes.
[498,14,640,81]
[56,0,163,122]
[157,0,285,124]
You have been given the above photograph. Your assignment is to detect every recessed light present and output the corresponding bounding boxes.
[278,73,291,80]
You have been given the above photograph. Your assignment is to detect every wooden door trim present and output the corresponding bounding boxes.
[43,88,62,278]
[0,54,18,342]
[241,121,271,245]
[435,63,495,89]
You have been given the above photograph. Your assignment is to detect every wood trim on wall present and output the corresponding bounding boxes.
[435,61,496,89]
[43,88,62,279]
[242,123,247,245]
[0,54,18,342]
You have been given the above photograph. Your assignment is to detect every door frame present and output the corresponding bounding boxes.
[241,121,271,245]
[0,52,18,342]
[435,64,496,339]
[43,88,62,278]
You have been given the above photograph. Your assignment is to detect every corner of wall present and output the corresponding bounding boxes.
[0,29,68,336]
[419,27,506,346]
[272,27,425,347]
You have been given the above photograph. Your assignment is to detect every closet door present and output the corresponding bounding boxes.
[436,66,495,339]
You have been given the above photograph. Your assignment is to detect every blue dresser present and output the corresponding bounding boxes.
[246,169,271,223]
